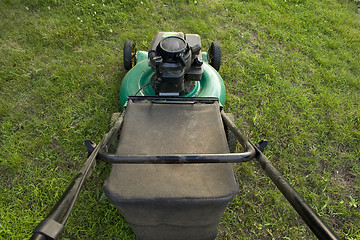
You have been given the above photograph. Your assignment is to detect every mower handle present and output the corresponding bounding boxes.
[91,110,257,164]
[96,151,256,164]
[223,110,339,239]
[252,142,340,240]
[29,233,47,240]
[29,112,126,240]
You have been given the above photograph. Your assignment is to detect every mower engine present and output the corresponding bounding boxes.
[148,32,203,95]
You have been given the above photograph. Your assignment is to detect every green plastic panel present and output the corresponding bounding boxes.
[120,51,225,108]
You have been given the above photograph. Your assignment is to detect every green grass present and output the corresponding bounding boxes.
[1,0,359,239]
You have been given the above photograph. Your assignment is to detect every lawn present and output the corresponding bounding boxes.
[0,0,359,239]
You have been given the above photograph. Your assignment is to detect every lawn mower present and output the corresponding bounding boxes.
[30,32,339,240]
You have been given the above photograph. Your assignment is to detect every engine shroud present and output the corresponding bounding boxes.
[148,32,203,95]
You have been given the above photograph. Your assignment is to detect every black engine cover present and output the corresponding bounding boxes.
[148,32,203,95]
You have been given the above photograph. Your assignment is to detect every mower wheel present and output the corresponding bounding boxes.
[124,40,137,70]
[208,42,221,71]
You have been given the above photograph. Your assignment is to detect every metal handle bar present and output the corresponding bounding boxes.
[222,110,339,240]
[30,106,340,240]
[252,142,340,240]
[30,112,125,240]
[95,109,256,164]
[97,151,255,164]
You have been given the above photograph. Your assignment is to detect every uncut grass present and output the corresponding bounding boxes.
[0,0,359,239]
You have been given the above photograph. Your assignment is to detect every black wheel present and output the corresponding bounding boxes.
[124,40,137,70]
[208,42,221,71]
